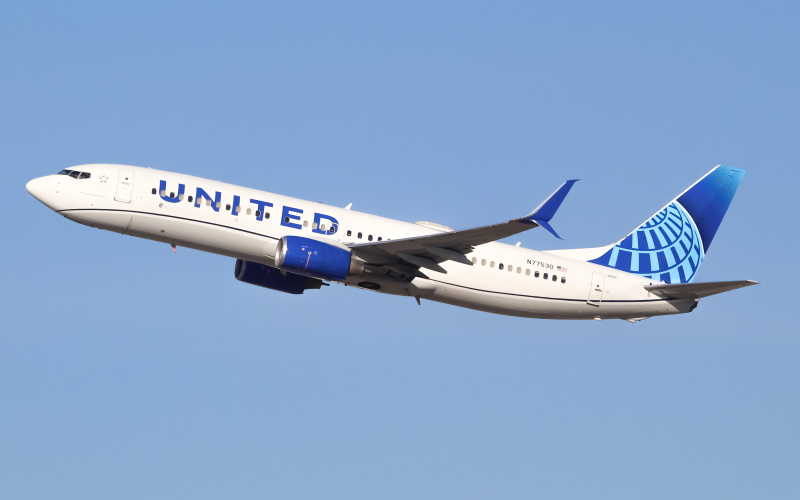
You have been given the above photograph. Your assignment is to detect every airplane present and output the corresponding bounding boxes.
[26,164,757,322]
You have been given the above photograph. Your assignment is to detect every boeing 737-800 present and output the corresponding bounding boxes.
[26,164,756,321]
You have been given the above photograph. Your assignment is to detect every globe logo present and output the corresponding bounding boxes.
[590,201,704,283]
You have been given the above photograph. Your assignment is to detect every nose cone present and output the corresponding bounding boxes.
[26,175,61,210]
[26,177,48,202]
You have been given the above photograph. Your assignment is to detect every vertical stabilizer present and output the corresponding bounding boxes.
[588,166,745,284]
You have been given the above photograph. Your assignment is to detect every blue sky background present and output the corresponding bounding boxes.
[2,1,798,498]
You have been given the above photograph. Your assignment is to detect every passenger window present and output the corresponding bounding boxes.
[481,259,486,266]
[264,212,270,219]
[321,224,327,231]
[234,206,241,214]
[312,222,318,229]
[206,199,211,207]
[170,192,175,198]
[246,208,252,215]
[304,221,309,228]
[152,188,157,195]
[377,236,381,241]
[525,269,531,276]
[347,230,352,236]
[508,266,514,272]
[543,273,548,280]
[358,232,362,239]
[215,201,221,209]
[284,217,290,223]
[255,210,261,217]
[471,257,477,264]
[226,204,231,211]
[535,271,540,278]
[552,275,557,281]
[499,263,504,270]
[330,226,336,234]
[160,190,166,196]
[368,235,373,241]
[561,277,566,284]
[490,261,495,268]
[188,196,193,203]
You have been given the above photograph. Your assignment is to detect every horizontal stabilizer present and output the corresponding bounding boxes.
[645,280,758,299]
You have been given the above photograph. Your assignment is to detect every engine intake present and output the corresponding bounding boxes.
[275,236,364,281]
[235,259,323,294]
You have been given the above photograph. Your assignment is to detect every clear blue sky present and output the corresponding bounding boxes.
[2,1,797,498]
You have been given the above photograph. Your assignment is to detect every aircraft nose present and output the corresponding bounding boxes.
[26,175,61,210]
[26,176,48,201]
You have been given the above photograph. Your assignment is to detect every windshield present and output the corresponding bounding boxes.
[57,169,91,179]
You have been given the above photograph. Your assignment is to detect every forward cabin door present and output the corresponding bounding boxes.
[587,272,605,306]
[115,169,135,203]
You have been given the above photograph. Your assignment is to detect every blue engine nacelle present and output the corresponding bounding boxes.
[275,236,364,281]
[234,259,324,294]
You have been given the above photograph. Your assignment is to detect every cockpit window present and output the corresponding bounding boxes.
[57,169,91,179]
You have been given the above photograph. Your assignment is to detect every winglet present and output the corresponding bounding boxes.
[531,219,562,239]
[520,179,578,238]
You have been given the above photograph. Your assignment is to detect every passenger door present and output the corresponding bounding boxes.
[587,272,605,306]
[114,169,135,203]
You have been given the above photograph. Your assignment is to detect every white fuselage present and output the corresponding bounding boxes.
[27,164,696,320]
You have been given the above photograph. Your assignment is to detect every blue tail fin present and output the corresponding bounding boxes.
[589,166,745,284]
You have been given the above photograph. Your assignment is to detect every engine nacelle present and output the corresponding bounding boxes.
[234,259,323,295]
[275,235,364,281]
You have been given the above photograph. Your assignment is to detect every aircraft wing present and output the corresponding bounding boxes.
[349,180,578,273]
[644,280,758,299]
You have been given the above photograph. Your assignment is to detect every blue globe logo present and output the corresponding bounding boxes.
[590,202,704,283]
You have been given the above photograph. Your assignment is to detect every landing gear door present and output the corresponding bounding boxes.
[115,169,135,203]
[587,272,605,306]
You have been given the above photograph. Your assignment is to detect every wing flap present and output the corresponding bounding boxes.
[396,252,447,273]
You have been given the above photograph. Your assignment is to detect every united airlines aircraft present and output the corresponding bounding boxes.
[26,164,756,321]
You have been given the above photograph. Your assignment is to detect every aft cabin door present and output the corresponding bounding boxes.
[587,272,605,306]
[115,169,135,203]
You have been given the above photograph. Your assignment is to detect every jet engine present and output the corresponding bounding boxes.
[234,259,323,294]
[275,236,364,281]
